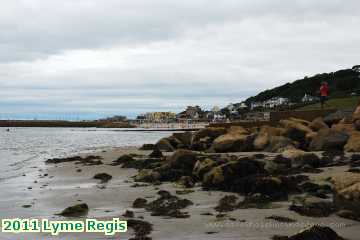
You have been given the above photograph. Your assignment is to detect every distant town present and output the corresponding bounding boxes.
[98,93,327,126]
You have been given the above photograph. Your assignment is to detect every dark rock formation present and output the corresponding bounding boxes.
[93,173,112,183]
[57,203,89,217]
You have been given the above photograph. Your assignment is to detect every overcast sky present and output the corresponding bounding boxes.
[1,0,359,119]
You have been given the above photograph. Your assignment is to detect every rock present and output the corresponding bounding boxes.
[265,136,297,153]
[167,135,183,149]
[279,225,346,240]
[237,193,274,209]
[127,219,153,240]
[191,127,227,150]
[202,158,275,194]
[253,126,286,150]
[93,173,112,183]
[139,144,156,150]
[354,119,360,131]
[172,132,193,148]
[122,210,135,218]
[111,154,134,166]
[176,176,194,188]
[265,156,292,174]
[145,190,193,218]
[202,157,266,192]
[176,190,195,195]
[192,158,217,180]
[240,176,290,200]
[134,169,161,183]
[288,117,311,126]
[46,155,103,165]
[353,104,360,122]
[214,195,239,212]
[309,129,349,151]
[280,119,314,148]
[149,147,163,158]
[332,123,355,134]
[324,110,348,127]
[168,150,198,172]
[133,198,148,208]
[57,203,89,217]
[344,131,360,152]
[289,199,336,217]
[299,182,332,195]
[332,173,360,215]
[156,138,175,152]
[337,209,360,221]
[309,117,329,131]
[211,127,254,152]
[265,215,296,223]
[281,149,320,168]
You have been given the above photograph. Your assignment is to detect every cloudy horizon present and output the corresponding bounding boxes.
[1,0,359,120]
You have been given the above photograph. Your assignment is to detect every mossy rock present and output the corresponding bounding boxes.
[57,203,89,217]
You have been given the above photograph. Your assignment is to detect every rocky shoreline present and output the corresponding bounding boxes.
[34,106,360,239]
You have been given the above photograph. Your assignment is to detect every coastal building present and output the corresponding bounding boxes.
[238,102,248,109]
[250,101,263,110]
[302,94,317,103]
[137,112,176,122]
[177,106,204,120]
[251,97,289,110]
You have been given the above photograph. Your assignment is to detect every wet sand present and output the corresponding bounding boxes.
[1,147,360,240]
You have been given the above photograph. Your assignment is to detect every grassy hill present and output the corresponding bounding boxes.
[245,65,360,104]
[296,96,359,111]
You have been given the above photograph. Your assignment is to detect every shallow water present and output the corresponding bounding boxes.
[0,127,172,180]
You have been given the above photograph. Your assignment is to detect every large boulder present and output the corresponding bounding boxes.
[309,117,329,132]
[288,117,310,126]
[168,150,198,172]
[242,176,289,200]
[331,123,355,134]
[202,157,266,191]
[281,149,320,168]
[57,203,89,217]
[172,132,193,148]
[211,132,254,153]
[280,225,346,240]
[156,138,175,152]
[332,173,360,215]
[253,126,286,150]
[344,131,360,152]
[134,169,161,182]
[353,104,360,131]
[280,119,314,148]
[191,127,227,151]
[323,110,348,127]
[309,129,349,151]
[192,158,217,180]
[264,136,297,153]
[355,120,360,131]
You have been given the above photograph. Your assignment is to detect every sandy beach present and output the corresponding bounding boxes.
[1,145,359,240]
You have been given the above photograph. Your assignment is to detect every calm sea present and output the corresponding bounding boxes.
[0,127,172,181]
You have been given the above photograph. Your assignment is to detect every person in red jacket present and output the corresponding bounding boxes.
[319,81,329,109]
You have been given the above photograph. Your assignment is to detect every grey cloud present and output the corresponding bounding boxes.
[0,0,359,119]
[1,0,359,62]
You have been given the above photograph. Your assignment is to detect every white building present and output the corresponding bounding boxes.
[238,102,248,109]
[302,94,317,103]
[250,102,263,110]
[263,97,289,108]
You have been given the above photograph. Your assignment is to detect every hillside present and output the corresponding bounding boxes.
[297,96,359,111]
[245,65,360,104]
